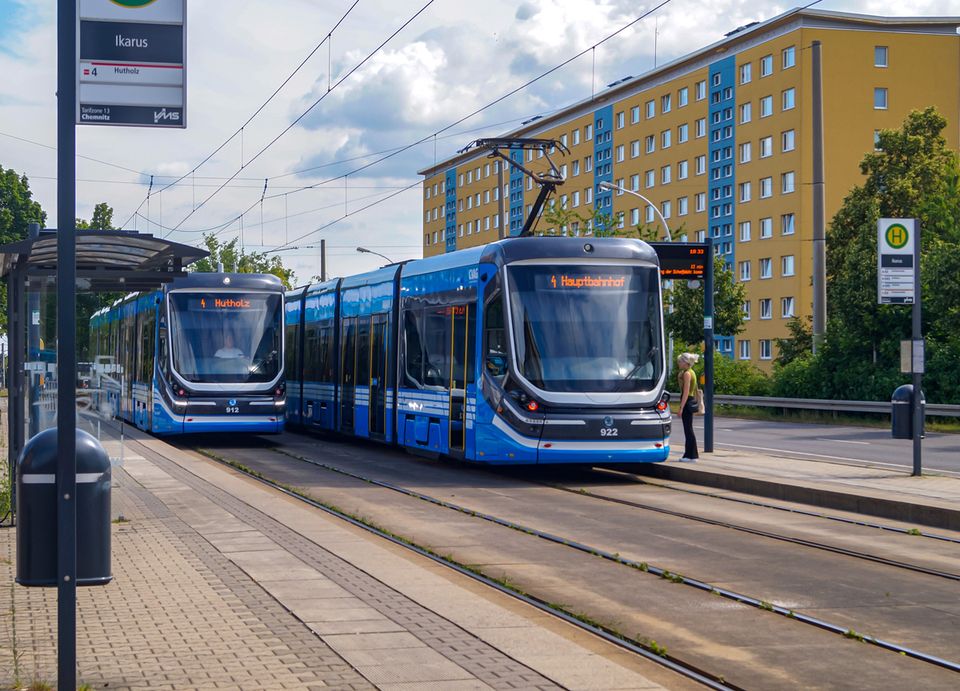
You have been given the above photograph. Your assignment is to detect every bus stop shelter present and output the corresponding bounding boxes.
[0,226,207,507]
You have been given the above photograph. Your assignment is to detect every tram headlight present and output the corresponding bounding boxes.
[657,391,670,412]
[526,399,539,412]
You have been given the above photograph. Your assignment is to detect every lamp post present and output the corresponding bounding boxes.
[356,246,394,263]
[598,181,672,241]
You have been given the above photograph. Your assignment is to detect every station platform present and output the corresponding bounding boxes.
[0,425,676,691]
[642,445,960,531]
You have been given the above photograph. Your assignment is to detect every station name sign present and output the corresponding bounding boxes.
[649,242,709,279]
[77,0,186,128]
[877,218,915,304]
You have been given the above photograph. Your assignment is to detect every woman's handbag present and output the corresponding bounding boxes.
[696,389,705,415]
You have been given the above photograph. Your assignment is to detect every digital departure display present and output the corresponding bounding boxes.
[188,297,253,310]
[649,242,709,279]
[542,273,629,290]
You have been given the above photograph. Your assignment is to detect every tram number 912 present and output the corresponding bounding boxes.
[600,427,619,437]
[225,406,240,414]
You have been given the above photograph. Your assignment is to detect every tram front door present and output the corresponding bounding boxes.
[369,314,388,439]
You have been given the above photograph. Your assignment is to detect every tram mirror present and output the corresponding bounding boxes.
[486,355,507,377]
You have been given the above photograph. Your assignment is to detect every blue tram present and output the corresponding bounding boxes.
[90,273,286,435]
[286,237,671,464]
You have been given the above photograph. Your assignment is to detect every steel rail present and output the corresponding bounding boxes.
[599,468,960,546]
[543,481,960,581]
[268,445,960,674]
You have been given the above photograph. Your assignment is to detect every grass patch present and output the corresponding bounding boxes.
[111,515,130,524]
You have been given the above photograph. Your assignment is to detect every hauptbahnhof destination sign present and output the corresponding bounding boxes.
[77,0,186,127]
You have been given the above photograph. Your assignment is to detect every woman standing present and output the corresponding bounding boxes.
[676,353,700,462]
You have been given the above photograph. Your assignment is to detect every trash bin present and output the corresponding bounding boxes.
[891,384,925,440]
[16,428,112,587]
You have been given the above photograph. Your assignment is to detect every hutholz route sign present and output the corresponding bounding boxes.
[77,0,186,127]
[877,218,915,304]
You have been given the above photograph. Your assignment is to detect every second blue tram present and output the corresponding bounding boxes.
[90,272,286,435]
[286,237,670,464]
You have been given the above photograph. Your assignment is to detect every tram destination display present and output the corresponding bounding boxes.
[648,242,708,279]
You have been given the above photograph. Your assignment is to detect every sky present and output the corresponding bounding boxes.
[0,0,956,284]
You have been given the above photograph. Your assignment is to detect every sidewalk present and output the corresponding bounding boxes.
[641,446,960,531]
[1,429,674,691]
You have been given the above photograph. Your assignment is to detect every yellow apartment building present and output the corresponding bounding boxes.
[418,8,960,367]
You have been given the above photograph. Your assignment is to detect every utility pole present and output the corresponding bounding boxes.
[811,40,827,352]
[320,239,327,282]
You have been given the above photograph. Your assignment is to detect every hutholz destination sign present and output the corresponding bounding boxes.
[76,0,186,128]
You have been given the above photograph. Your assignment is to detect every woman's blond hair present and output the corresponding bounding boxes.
[677,352,700,367]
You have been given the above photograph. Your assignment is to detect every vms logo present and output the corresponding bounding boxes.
[110,1,159,7]
[154,108,181,124]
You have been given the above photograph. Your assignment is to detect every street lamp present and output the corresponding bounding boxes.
[598,180,672,242]
[356,246,394,263]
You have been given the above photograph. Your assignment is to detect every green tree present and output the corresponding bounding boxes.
[75,203,122,358]
[664,255,746,346]
[0,166,46,332]
[818,106,960,402]
[774,316,812,367]
[191,233,296,289]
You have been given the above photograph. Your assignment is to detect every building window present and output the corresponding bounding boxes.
[678,160,689,179]
[458,199,464,211]
[740,102,752,124]
[645,99,656,119]
[874,87,888,110]
[782,129,795,152]
[760,298,772,319]
[662,200,672,219]
[585,187,592,204]
[739,221,751,242]
[781,255,795,276]
[760,258,772,279]
[572,160,580,176]
[782,87,796,111]
[614,179,624,196]
[631,140,640,158]
[695,192,706,212]
[760,178,773,199]
[782,46,796,69]
[572,190,580,208]
[781,296,795,318]
[631,105,640,124]
[630,173,640,191]
[760,136,773,158]
[875,46,888,68]
[645,135,656,153]
[646,205,655,223]
[760,95,773,117]
[740,141,752,163]
[586,124,593,140]
[678,196,688,216]
[645,170,655,188]
[695,80,706,100]
[739,340,751,360]
[678,86,689,107]
[585,155,593,172]
[739,62,752,84]
[695,118,706,138]
[739,260,751,281]
[695,155,706,175]
[712,73,722,87]
[661,165,672,185]
[662,129,672,149]
[760,339,772,360]
[678,123,689,143]
[616,144,625,162]
[661,93,672,113]
[743,300,751,320]
[739,181,752,203]
[760,216,773,238]
[782,171,795,194]
[760,54,773,77]
[572,129,581,146]
[781,213,795,235]
[616,111,625,129]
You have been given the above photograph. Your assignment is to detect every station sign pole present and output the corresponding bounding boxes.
[878,218,922,476]
[57,1,78,687]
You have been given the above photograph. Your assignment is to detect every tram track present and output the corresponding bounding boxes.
[247,440,960,675]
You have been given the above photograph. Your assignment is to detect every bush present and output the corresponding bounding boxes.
[712,353,772,396]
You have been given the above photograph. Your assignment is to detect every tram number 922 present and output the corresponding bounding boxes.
[600,427,619,437]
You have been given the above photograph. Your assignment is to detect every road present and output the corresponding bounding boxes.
[681,414,960,475]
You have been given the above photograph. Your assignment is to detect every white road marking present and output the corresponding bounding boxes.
[818,438,870,445]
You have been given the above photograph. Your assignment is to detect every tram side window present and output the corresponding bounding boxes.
[139,311,155,382]
[284,319,299,377]
[484,296,507,380]
[317,324,334,382]
[303,325,320,381]
[158,323,169,378]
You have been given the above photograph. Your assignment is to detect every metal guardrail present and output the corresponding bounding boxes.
[707,394,960,418]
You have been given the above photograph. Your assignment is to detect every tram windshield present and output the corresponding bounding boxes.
[168,292,282,384]
[507,264,662,394]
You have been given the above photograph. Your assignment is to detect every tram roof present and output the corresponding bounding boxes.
[0,229,208,292]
